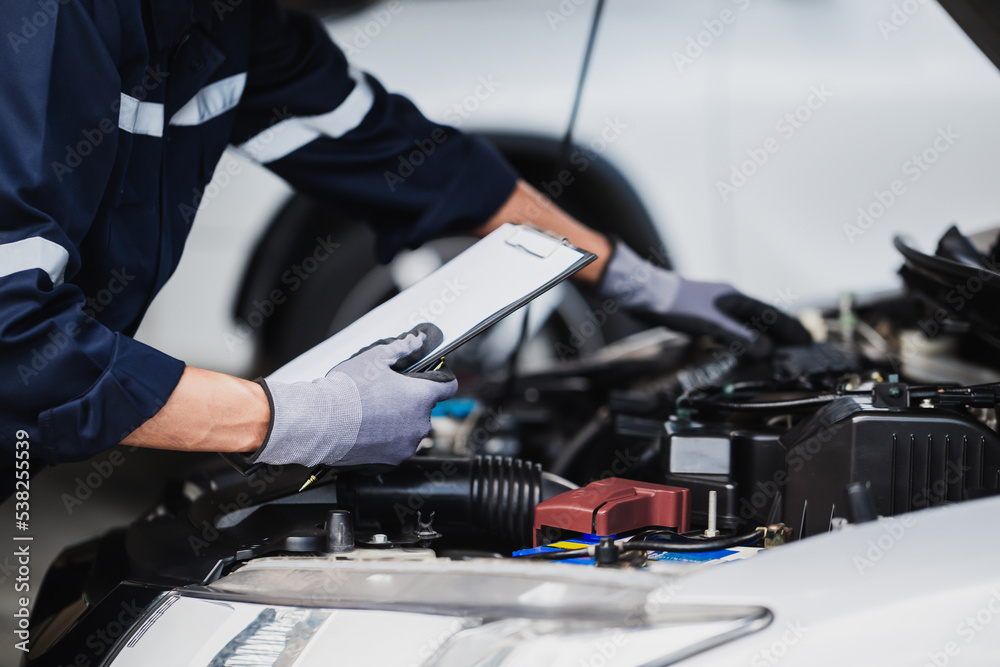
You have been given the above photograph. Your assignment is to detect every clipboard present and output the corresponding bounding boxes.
[223,223,596,475]
[267,223,596,381]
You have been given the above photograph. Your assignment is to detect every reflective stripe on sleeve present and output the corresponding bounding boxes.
[234,68,375,164]
[118,93,164,137]
[0,237,70,287]
[170,73,248,127]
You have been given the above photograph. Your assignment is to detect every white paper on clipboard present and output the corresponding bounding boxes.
[267,223,596,383]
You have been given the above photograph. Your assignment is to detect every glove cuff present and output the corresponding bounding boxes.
[597,240,681,312]
[245,377,276,464]
[591,233,618,291]
[253,374,363,467]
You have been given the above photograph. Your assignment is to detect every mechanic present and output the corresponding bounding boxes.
[0,0,809,486]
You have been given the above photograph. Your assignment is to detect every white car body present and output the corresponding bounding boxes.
[136,0,1000,377]
[105,496,1000,666]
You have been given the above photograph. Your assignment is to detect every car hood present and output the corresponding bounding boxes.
[939,0,1000,70]
[99,496,1000,667]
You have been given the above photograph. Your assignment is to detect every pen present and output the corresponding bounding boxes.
[298,468,322,493]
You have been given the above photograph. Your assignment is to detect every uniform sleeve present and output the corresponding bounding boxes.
[229,0,518,263]
[0,0,185,466]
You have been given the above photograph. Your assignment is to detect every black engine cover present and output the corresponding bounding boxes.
[781,397,1000,538]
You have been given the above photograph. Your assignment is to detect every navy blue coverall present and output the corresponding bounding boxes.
[0,0,516,484]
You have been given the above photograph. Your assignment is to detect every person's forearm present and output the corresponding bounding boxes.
[121,366,268,453]
[475,179,612,284]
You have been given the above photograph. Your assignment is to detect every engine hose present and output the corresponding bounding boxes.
[339,456,570,549]
[471,455,545,548]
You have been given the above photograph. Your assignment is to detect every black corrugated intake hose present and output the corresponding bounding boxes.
[471,456,544,548]
[342,456,568,550]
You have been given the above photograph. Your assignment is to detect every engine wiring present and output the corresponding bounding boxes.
[680,392,844,412]
[623,529,765,553]
[677,378,1000,415]
[522,528,768,562]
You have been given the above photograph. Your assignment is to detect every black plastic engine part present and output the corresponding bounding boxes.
[325,509,355,552]
[661,419,787,532]
[781,397,1000,538]
[895,231,1000,349]
[845,482,878,524]
[339,455,561,549]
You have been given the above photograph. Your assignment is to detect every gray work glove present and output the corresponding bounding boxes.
[598,241,811,358]
[252,323,456,467]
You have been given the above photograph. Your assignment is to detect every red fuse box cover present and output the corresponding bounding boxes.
[533,478,690,546]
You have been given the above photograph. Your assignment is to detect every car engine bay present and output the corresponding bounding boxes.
[25,225,1000,664]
